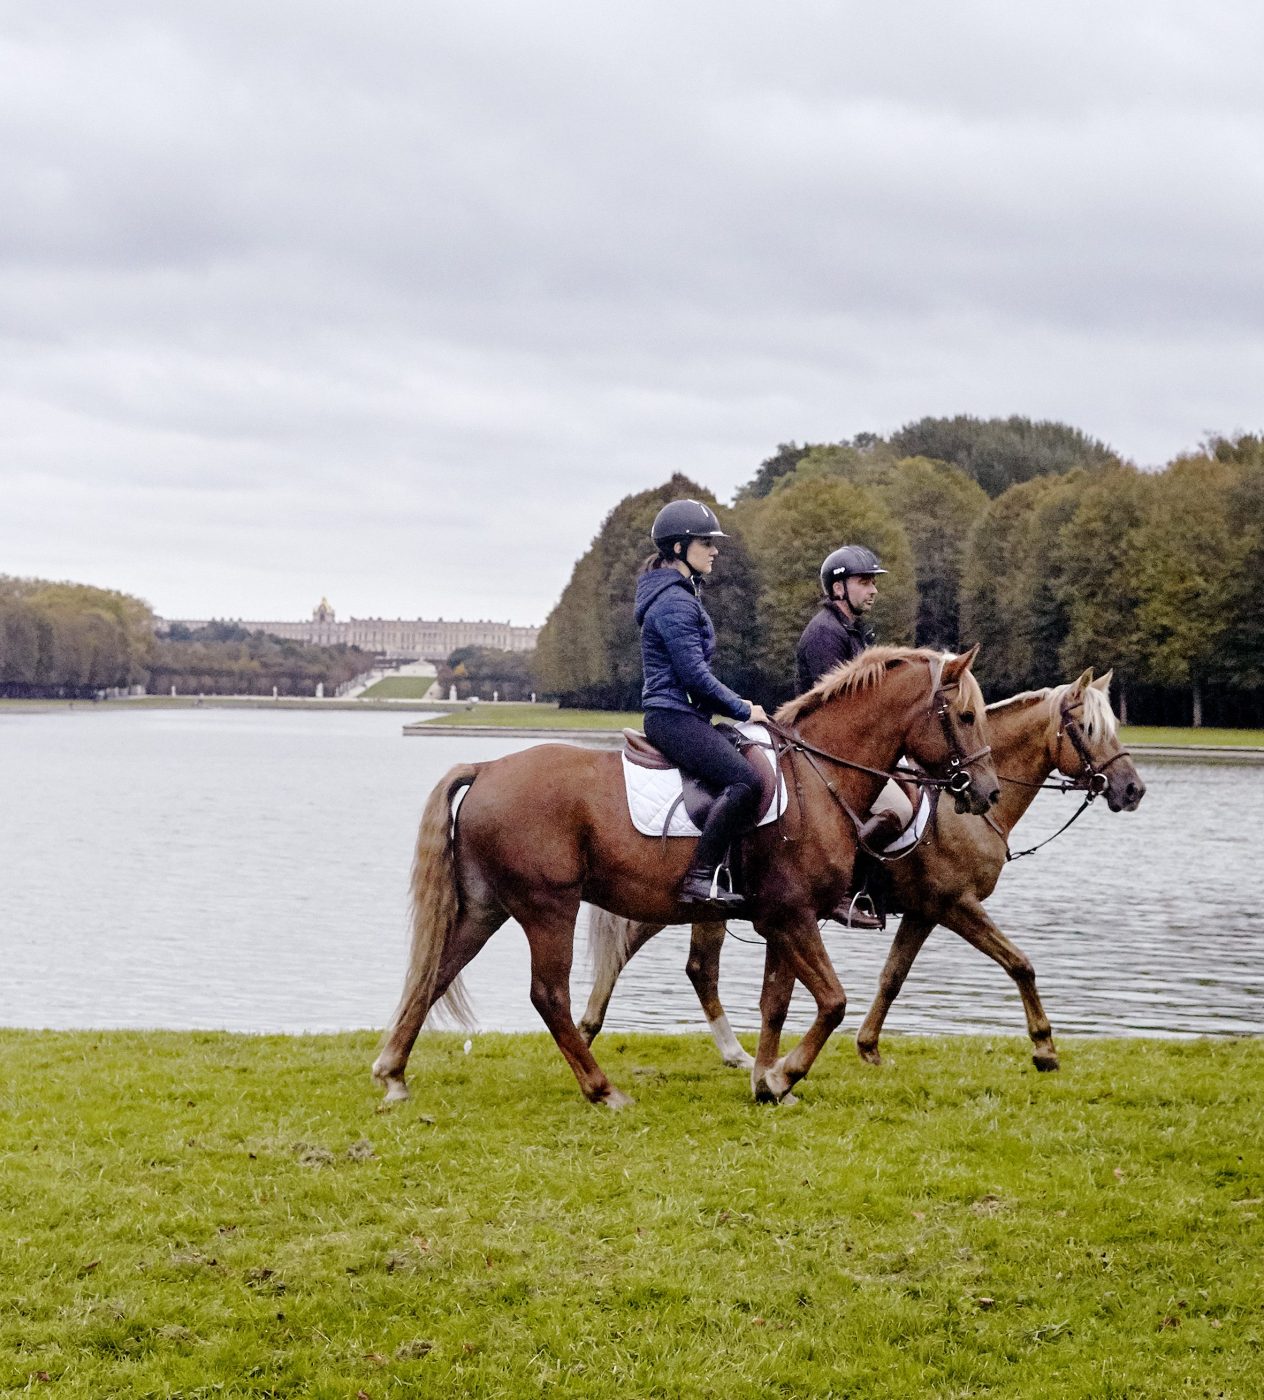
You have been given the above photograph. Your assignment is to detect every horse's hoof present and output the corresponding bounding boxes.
[1033,1053,1060,1073]
[752,1064,793,1103]
[857,1042,882,1067]
[722,1051,756,1071]
[379,1077,410,1103]
[600,1087,634,1111]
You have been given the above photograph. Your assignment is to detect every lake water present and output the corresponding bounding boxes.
[2,707,1261,1040]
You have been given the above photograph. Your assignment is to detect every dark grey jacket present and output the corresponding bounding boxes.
[635,569,751,721]
[795,601,874,694]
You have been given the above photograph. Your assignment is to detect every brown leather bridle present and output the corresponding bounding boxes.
[754,656,994,855]
[991,693,1133,860]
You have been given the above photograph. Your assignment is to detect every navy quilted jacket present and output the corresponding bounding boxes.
[635,569,751,721]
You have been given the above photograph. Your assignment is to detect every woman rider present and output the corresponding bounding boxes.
[635,500,767,911]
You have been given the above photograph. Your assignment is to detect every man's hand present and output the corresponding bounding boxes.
[747,702,768,724]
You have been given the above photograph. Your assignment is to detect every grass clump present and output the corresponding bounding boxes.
[1,1031,1261,1397]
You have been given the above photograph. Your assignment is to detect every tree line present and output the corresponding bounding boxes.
[438,645,536,702]
[0,584,373,699]
[535,418,1264,726]
[149,623,373,697]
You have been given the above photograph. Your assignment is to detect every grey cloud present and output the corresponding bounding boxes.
[1,0,1261,622]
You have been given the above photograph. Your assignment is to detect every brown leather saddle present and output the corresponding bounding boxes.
[622,726,782,832]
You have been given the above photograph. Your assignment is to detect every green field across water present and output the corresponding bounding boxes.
[3,1031,1261,1397]
[357,675,440,700]
[418,703,643,729]
[413,703,1264,747]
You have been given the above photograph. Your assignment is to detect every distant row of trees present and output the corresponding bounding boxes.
[536,418,1264,726]
[148,623,373,697]
[0,578,154,696]
[438,645,536,702]
[0,585,373,699]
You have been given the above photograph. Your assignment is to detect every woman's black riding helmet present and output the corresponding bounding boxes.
[820,544,887,596]
[651,500,728,558]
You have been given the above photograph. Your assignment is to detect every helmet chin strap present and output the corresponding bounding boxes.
[835,577,858,617]
[674,539,704,590]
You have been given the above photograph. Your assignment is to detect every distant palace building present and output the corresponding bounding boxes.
[165,598,539,662]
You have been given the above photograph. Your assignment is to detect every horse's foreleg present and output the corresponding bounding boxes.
[750,934,807,1104]
[522,898,633,1108]
[766,918,848,1097]
[942,897,1059,1070]
[855,914,935,1066]
[686,921,753,1070]
[578,912,665,1047]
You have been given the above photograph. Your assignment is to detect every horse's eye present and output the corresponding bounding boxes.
[960,711,975,725]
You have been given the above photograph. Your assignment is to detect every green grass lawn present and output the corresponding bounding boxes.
[2,1031,1260,1398]
[358,675,439,700]
[421,703,642,729]
[1118,726,1264,747]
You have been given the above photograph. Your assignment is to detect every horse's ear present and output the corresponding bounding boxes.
[942,644,980,687]
[1092,669,1113,693]
[1070,667,1094,695]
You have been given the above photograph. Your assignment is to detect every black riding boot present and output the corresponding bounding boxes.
[679,788,756,911]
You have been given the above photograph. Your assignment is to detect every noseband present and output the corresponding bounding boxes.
[932,672,993,797]
[1056,704,1132,797]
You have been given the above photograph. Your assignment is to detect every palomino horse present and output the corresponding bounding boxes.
[373,645,999,1108]
[579,670,1144,1072]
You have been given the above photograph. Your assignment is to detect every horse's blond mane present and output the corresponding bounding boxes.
[986,687,1050,716]
[987,681,1118,743]
[1053,680,1118,741]
[774,645,954,725]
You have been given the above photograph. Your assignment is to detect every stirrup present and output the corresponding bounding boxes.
[830,890,883,930]
[679,863,744,911]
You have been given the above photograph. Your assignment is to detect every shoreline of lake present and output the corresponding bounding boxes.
[400,720,1264,761]
[5,697,1261,761]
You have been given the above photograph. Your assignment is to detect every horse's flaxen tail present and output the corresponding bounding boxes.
[386,762,479,1039]
[587,904,636,989]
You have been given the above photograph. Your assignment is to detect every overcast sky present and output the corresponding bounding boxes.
[2,1,1261,626]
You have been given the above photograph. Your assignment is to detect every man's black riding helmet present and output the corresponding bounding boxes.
[651,500,728,552]
[820,544,887,595]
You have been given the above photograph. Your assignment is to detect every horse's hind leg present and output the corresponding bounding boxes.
[942,896,1059,1071]
[522,895,632,1108]
[855,914,935,1066]
[686,921,754,1070]
[578,910,665,1046]
[372,895,507,1102]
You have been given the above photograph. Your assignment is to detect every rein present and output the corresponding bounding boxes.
[756,658,992,859]
[992,697,1132,861]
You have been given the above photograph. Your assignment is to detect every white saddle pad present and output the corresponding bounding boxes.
[881,765,934,854]
[622,721,788,838]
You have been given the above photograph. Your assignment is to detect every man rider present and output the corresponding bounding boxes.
[795,545,908,928]
[796,544,884,696]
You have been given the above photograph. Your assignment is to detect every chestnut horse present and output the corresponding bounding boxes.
[579,669,1144,1073]
[373,646,998,1108]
